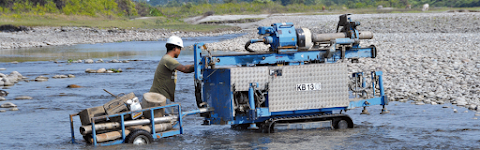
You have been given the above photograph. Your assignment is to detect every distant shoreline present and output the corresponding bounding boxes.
[0,26,242,50]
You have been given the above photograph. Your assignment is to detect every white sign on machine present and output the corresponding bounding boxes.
[296,83,321,91]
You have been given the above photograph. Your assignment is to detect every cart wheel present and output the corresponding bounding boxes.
[125,129,153,145]
[333,117,353,129]
[83,135,92,144]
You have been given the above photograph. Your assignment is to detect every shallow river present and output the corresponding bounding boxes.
[1,34,480,149]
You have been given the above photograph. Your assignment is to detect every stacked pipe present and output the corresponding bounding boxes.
[80,115,178,143]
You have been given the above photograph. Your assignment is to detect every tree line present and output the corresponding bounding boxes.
[0,0,161,17]
[149,0,480,8]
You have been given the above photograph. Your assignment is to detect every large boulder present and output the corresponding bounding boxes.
[1,102,17,108]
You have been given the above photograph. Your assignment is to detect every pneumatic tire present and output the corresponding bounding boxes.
[125,129,153,145]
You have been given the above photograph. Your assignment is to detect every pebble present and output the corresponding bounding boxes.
[15,96,32,100]
[11,61,18,64]
[84,59,94,64]
[10,107,18,111]
[85,69,97,73]
[0,97,5,101]
[0,110,5,112]
[442,106,449,108]
[35,76,49,82]
[67,84,82,88]
[97,68,106,73]
[474,113,480,116]
[122,60,129,63]
[453,109,458,113]
[0,68,5,71]
[52,75,68,78]
[415,102,425,105]
[1,102,17,108]
[68,74,75,78]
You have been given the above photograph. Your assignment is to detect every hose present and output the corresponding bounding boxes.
[244,40,256,52]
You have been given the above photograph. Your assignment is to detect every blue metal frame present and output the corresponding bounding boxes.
[194,42,387,126]
[70,103,200,146]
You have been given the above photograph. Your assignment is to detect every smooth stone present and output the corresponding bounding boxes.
[10,107,18,111]
[453,109,458,113]
[67,84,82,88]
[475,113,480,117]
[97,68,106,73]
[0,110,5,112]
[11,61,18,64]
[15,96,32,100]
[442,106,449,108]
[117,68,122,72]
[84,59,94,64]
[469,105,477,110]
[0,68,5,71]
[1,102,17,108]
[0,73,5,78]
[85,69,97,73]
[456,101,467,106]
[464,110,469,113]
[415,102,425,105]
[97,59,104,62]
[430,102,437,105]
[2,78,14,86]
[110,59,120,63]
[122,60,129,63]
[68,74,75,78]
[35,76,49,82]
[0,97,5,101]
[106,70,114,73]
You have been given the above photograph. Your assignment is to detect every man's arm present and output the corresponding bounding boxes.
[176,64,194,73]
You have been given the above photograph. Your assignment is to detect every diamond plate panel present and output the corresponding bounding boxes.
[268,63,349,112]
[230,67,269,91]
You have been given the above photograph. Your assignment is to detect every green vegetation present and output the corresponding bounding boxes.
[0,0,479,32]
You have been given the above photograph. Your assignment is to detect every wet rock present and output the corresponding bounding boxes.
[1,102,17,108]
[453,109,458,113]
[1,78,14,86]
[0,90,8,97]
[469,105,477,110]
[442,106,449,108]
[106,70,114,73]
[96,59,104,63]
[11,61,18,64]
[122,60,129,63]
[35,76,49,82]
[77,59,83,63]
[67,84,82,88]
[52,75,68,78]
[475,113,480,117]
[84,59,94,64]
[110,59,120,63]
[0,97,5,101]
[85,69,97,73]
[15,96,32,100]
[68,74,75,78]
[97,68,106,73]
[415,102,425,105]
[0,68,5,71]
[0,110,5,112]
[0,73,5,78]
[10,107,18,111]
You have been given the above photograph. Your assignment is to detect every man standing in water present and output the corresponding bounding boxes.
[150,35,194,104]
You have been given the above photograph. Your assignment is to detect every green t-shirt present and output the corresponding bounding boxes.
[149,55,181,102]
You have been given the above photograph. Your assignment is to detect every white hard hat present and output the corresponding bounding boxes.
[166,35,184,48]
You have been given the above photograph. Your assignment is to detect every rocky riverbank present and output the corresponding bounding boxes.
[0,26,241,49]
[206,12,480,111]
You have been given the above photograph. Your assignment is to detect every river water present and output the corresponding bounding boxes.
[1,34,480,149]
